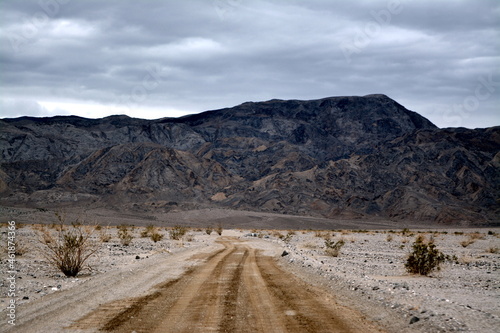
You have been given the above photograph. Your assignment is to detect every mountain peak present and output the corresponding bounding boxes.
[1,96,497,225]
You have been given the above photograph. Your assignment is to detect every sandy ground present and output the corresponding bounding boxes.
[1,221,499,332]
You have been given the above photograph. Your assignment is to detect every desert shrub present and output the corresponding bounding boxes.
[272,231,284,238]
[118,225,133,246]
[460,232,483,248]
[215,224,223,236]
[460,238,475,248]
[169,225,187,240]
[99,229,112,243]
[401,228,414,236]
[487,246,499,254]
[405,236,446,276]
[37,215,98,277]
[141,225,156,238]
[386,234,393,242]
[205,226,213,235]
[150,231,164,243]
[279,232,294,243]
[469,232,484,240]
[324,238,345,257]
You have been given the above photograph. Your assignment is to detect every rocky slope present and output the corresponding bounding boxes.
[1,94,498,225]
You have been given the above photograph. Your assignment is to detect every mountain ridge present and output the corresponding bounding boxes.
[1,95,498,226]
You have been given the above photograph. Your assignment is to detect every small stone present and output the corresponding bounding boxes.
[135,255,140,259]
[410,316,420,324]
[281,251,289,257]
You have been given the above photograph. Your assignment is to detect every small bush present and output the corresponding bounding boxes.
[118,225,133,246]
[487,246,499,254]
[150,231,164,243]
[405,236,446,276]
[215,224,223,236]
[141,225,155,238]
[279,232,294,243]
[169,225,187,240]
[37,214,98,277]
[324,238,345,257]
[99,229,112,243]
[460,238,475,248]
[205,226,213,235]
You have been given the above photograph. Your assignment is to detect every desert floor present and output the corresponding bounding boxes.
[1,208,499,332]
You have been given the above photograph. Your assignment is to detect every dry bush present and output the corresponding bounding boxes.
[140,225,155,238]
[99,230,112,243]
[469,232,484,240]
[118,225,133,246]
[486,247,499,254]
[205,226,213,235]
[37,213,99,277]
[169,225,187,240]
[279,232,294,243]
[324,238,345,257]
[215,223,223,236]
[272,230,284,238]
[460,232,483,248]
[386,234,394,242]
[150,231,164,243]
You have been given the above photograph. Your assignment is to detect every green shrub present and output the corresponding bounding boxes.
[405,236,446,276]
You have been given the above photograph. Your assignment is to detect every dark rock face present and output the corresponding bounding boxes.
[1,94,498,225]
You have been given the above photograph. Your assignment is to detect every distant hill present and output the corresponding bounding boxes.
[1,94,498,225]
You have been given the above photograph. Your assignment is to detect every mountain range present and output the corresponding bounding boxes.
[1,94,499,225]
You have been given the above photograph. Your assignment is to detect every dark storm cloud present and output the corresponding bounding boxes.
[1,0,499,128]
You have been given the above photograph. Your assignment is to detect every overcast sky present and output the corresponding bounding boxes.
[1,0,499,128]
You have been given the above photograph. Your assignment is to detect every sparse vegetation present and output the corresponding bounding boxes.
[118,225,133,246]
[405,235,446,276]
[486,246,499,254]
[324,238,345,257]
[280,232,294,243]
[37,213,99,277]
[205,226,213,235]
[169,225,187,240]
[215,223,223,236]
[99,229,112,243]
[150,230,164,243]
[141,225,156,238]
[460,232,484,248]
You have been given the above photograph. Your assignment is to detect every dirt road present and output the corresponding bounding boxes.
[71,237,383,333]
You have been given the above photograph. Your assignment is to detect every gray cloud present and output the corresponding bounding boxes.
[1,0,499,128]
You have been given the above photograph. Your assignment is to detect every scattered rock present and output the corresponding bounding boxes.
[410,316,420,324]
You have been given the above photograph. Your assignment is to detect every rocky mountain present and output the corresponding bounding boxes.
[1,94,499,225]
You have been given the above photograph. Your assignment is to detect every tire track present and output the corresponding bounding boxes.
[72,237,384,333]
